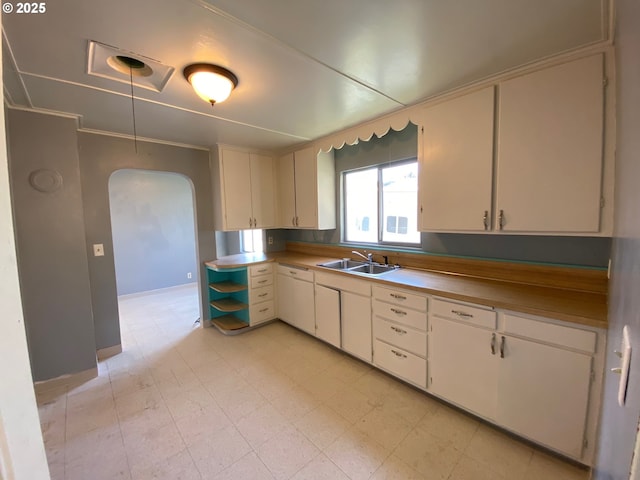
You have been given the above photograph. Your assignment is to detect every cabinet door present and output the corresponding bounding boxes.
[276,153,296,227]
[341,292,372,363]
[496,54,604,232]
[293,146,318,228]
[429,317,498,420]
[419,87,495,231]
[314,285,341,348]
[250,154,276,228]
[220,149,253,230]
[292,279,315,335]
[276,273,295,325]
[496,335,592,458]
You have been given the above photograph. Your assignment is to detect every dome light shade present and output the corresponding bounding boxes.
[183,63,238,105]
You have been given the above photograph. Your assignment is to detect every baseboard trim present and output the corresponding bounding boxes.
[34,366,98,394]
[97,344,122,360]
[117,282,198,300]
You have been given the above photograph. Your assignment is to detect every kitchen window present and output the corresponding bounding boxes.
[343,160,420,245]
[241,229,263,253]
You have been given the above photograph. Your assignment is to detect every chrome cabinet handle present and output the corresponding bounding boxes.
[490,333,496,355]
[391,349,407,359]
[390,326,407,335]
[483,210,489,230]
[498,210,505,230]
[390,308,407,316]
[390,293,407,300]
[451,309,473,319]
[500,336,506,358]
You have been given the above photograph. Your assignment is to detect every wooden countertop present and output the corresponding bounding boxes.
[205,252,607,329]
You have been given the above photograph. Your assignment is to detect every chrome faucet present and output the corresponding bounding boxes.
[352,250,373,264]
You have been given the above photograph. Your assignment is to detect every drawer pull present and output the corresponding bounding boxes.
[258,293,268,298]
[258,279,268,284]
[490,333,496,355]
[259,308,269,313]
[451,309,473,319]
[390,293,407,300]
[390,326,407,335]
[500,335,506,358]
[391,349,408,359]
[390,308,407,316]
[257,268,268,273]
[289,270,297,275]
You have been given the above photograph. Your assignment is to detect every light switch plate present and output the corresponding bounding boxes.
[93,244,104,257]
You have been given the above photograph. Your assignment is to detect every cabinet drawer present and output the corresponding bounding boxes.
[250,263,274,277]
[250,285,274,304]
[251,275,274,288]
[277,264,314,282]
[372,285,427,312]
[374,339,427,389]
[373,317,427,357]
[431,298,496,330]
[250,300,275,325]
[502,313,597,354]
[373,299,427,331]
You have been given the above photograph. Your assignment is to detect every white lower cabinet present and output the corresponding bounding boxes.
[429,316,499,420]
[274,263,602,464]
[314,284,341,348]
[342,291,372,362]
[496,334,592,458]
[276,265,315,334]
[315,271,372,361]
[372,286,428,389]
[428,298,599,461]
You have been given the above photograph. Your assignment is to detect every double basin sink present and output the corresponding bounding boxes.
[317,259,400,276]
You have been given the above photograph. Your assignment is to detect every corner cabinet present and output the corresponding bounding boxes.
[276,146,336,229]
[206,263,276,334]
[418,53,609,235]
[211,145,276,231]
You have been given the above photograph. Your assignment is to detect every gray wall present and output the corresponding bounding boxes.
[284,126,611,268]
[7,109,97,381]
[79,132,216,350]
[594,1,640,477]
[109,169,197,295]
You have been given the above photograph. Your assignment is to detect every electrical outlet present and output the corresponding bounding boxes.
[187,272,192,279]
[93,244,104,257]
[268,236,274,245]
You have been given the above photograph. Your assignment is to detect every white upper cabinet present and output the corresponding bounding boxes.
[419,87,495,231]
[277,146,336,229]
[418,53,609,235]
[212,146,276,231]
[495,54,604,233]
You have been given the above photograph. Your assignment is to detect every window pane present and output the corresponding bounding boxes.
[381,163,420,243]
[242,229,263,253]
[344,169,378,243]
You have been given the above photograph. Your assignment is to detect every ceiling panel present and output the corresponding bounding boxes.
[2,0,608,150]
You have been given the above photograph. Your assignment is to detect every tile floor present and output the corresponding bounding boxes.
[36,283,591,480]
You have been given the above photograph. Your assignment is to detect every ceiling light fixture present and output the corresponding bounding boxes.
[183,63,238,106]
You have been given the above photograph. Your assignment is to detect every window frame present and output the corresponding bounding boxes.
[342,158,420,247]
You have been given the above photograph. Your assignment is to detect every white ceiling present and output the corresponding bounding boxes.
[2,0,608,151]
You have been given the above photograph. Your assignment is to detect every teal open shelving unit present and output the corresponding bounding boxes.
[206,265,250,334]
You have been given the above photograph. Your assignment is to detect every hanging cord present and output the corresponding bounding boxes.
[129,66,138,153]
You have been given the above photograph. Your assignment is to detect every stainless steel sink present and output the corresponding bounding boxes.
[349,263,399,275]
[317,259,367,270]
[317,259,399,276]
